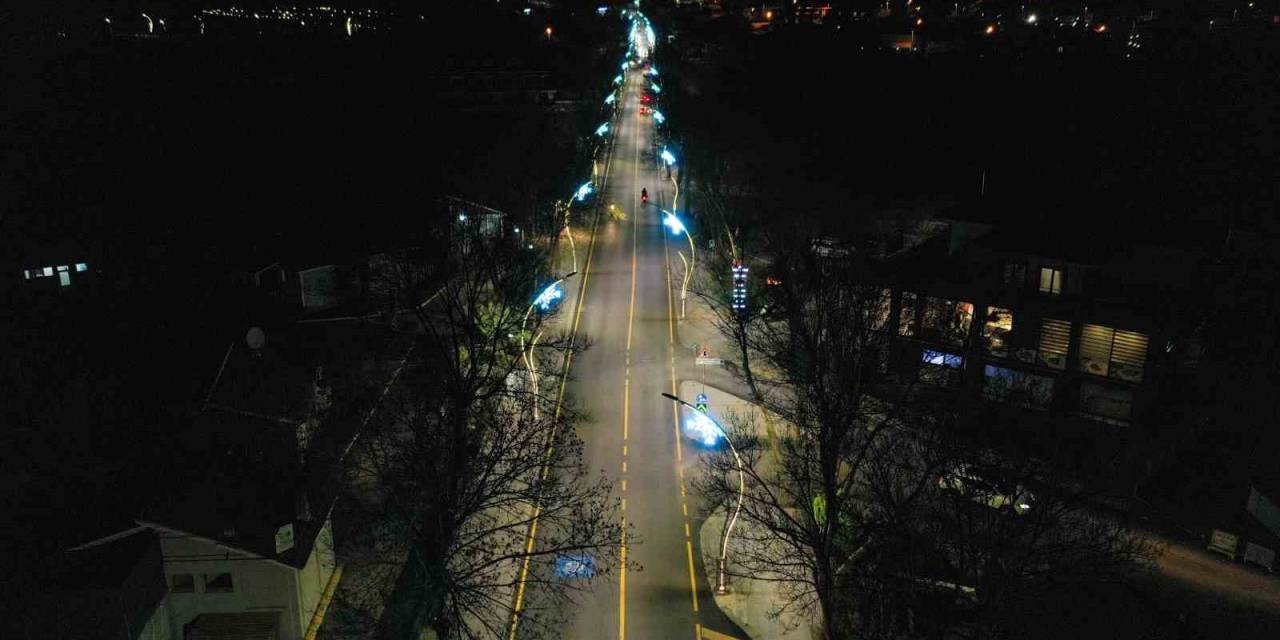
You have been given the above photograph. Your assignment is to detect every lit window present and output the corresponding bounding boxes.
[869,288,892,331]
[204,572,234,593]
[57,265,68,272]
[59,272,71,287]
[898,291,917,337]
[75,263,87,272]
[43,266,53,277]
[1039,267,1063,296]
[920,349,963,386]
[983,365,1054,410]
[1038,319,1071,370]
[171,573,195,593]
[1079,324,1148,382]
[1080,382,1132,425]
[922,298,973,346]
[23,270,31,280]
[922,349,963,368]
[983,307,1013,357]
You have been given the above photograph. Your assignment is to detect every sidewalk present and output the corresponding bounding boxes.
[681,379,813,640]
[672,285,758,403]
[699,508,814,640]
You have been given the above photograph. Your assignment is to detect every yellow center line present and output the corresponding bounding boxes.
[686,541,700,612]
[619,72,644,640]
[660,139,702,632]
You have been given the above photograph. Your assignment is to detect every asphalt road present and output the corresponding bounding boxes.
[514,67,747,640]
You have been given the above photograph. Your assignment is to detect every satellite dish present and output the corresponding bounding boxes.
[246,327,267,351]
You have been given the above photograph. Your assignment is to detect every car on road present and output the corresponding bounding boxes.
[641,93,653,104]
[938,463,1036,515]
[639,105,652,115]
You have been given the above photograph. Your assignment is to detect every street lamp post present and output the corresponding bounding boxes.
[521,272,577,419]
[661,392,745,594]
[663,211,695,319]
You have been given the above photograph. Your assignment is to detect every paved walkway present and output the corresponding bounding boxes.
[677,380,813,640]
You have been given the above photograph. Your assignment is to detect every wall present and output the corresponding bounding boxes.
[157,530,301,640]
[294,518,338,633]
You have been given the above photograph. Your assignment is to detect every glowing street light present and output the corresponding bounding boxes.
[652,110,665,124]
[661,392,745,594]
[663,210,695,318]
[650,82,662,94]
[521,272,578,418]
[595,122,610,137]
[663,212,686,235]
[660,148,676,166]
[605,92,616,105]
[613,74,624,85]
[575,181,594,202]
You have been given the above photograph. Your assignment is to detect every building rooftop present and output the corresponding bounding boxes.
[20,528,170,640]
[145,320,412,568]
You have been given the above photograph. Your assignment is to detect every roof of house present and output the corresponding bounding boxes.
[24,528,170,640]
[144,319,412,569]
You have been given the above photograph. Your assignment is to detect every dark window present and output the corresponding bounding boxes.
[204,572,234,593]
[1080,383,1133,425]
[171,573,194,593]
[983,365,1054,410]
[1003,262,1026,286]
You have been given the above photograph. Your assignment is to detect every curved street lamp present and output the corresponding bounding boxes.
[662,392,745,594]
[662,210,694,319]
[521,272,577,419]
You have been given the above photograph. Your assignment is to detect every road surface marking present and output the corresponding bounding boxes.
[622,461,628,473]
[508,91,612,640]
[700,628,743,640]
[620,528,628,640]
[686,541,700,612]
[661,176,702,623]
[618,76,644,640]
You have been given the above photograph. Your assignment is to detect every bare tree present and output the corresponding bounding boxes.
[337,220,624,639]
[694,235,1157,640]
[693,241,937,640]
